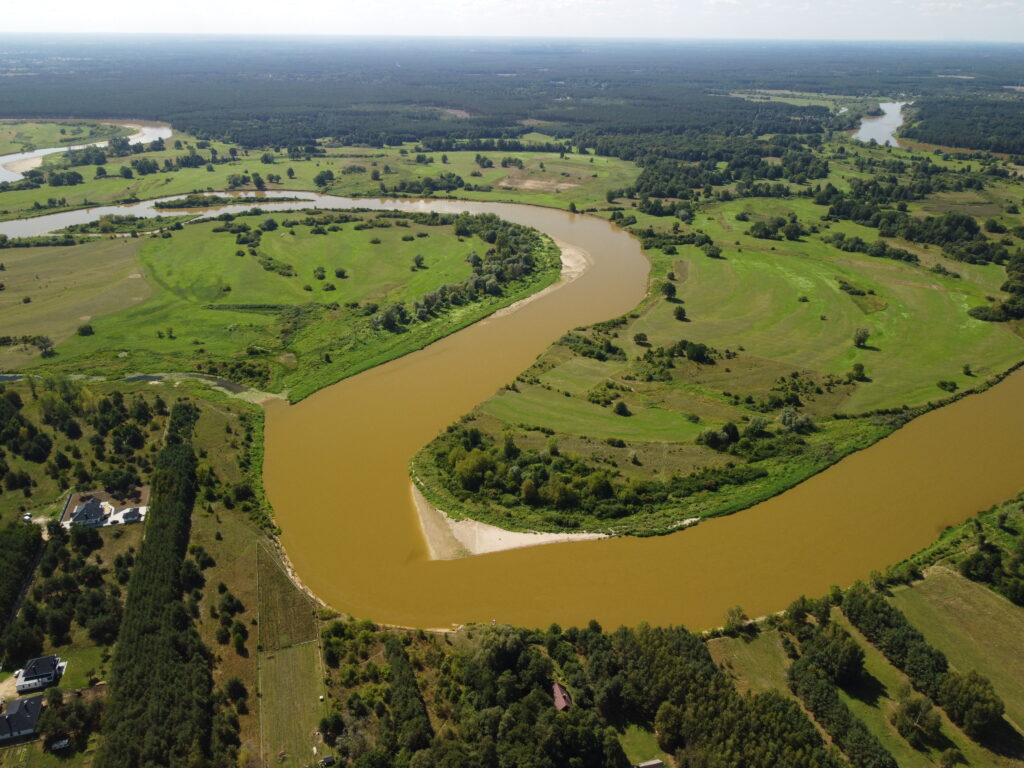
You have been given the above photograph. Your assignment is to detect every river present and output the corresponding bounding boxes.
[853,101,908,147]
[0,121,173,183]
[3,191,1023,630]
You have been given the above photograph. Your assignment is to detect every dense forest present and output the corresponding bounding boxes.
[902,96,1024,154]
[1,38,1023,152]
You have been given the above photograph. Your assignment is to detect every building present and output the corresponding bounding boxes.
[14,656,66,693]
[552,681,573,711]
[634,761,666,768]
[120,507,143,524]
[69,497,109,527]
[0,695,44,744]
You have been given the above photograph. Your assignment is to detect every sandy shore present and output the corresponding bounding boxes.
[488,237,589,320]
[412,483,607,560]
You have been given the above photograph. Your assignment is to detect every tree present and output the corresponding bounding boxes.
[613,400,631,417]
[891,685,941,748]
[660,281,677,301]
[314,170,335,188]
[674,305,687,321]
[723,605,748,636]
[853,327,870,348]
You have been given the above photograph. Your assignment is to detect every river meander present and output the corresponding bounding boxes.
[3,191,1023,630]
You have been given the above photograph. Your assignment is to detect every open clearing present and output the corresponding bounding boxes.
[257,544,318,651]
[707,629,792,696]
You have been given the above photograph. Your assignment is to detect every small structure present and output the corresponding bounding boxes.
[634,761,665,768]
[0,695,44,744]
[120,507,143,524]
[319,757,337,768]
[14,655,66,693]
[69,497,109,527]
[552,681,573,712]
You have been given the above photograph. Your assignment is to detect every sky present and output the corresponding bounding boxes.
[6,0,1024,42]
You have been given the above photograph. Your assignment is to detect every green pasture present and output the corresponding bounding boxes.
[258,643,326,768]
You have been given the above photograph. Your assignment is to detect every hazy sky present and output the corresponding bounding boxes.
[7,0,1024,41]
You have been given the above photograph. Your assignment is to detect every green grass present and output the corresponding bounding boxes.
[0,238,147,370]
[0,121,131,155]
[257,545,318,652]
[0,135,638,222]
[21,212,561,401]
[890,567,1024,734]
[707,630,792,696]
[618,724,671,766]
[258,643,326,768]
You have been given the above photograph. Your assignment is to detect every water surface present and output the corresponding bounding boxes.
[853,101,908,147]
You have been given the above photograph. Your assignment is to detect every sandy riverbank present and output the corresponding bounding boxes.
[488,237,589,320]
[412,483,607,559]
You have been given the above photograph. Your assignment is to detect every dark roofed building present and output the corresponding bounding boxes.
[552,681,573,711]
[70,497,108,527]
[14,655,64,693]
[0,695,44,743]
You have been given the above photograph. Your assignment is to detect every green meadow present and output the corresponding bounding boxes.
[12,210,561,402]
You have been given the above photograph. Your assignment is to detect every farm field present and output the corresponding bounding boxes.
[258,643,326,768]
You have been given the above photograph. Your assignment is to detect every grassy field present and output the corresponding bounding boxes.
[706,629,792,696]
[890,567,1024,734]
[0,238,148,371]
[258,643,326,768]
[0,131,639,221]
[257,544,318,652]
[0,121,131,155]
[12,210,561,401]
[617,724,672,766]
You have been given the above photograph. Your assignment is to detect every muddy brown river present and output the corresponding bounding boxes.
[4,192,1023,630]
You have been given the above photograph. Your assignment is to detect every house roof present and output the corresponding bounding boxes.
[0,695,43,741]
[71,497,105,521]
[22,655,60,679]
[552,681,573,711]
[635,761,665,768]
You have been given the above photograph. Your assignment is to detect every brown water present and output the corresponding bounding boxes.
[5,192,1023,630]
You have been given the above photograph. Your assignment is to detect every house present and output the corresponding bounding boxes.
[634,761,665,768]
[0,695,44,743]
[552,681,573,712]
[120,507,142,523]
[14,655,66,693]
[69,497,109,527]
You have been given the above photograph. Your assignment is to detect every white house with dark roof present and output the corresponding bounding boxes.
[0,695,44,744]
[69,497,109,527]
[13,655,66,693]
